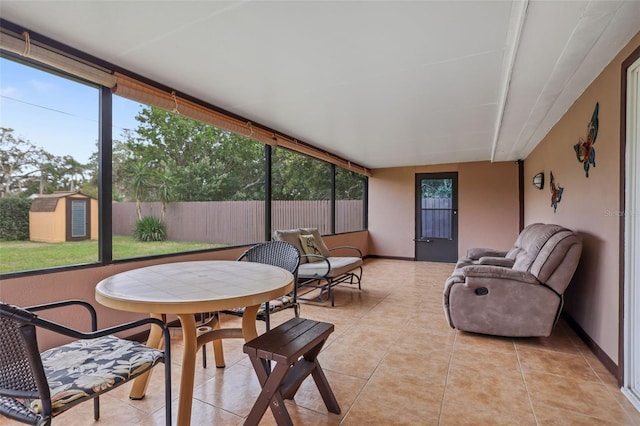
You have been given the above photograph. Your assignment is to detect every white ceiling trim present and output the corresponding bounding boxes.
[491,0,529,162]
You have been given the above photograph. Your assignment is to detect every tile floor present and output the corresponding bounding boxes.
[2,259,640,425]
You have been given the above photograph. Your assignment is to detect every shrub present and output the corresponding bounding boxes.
[133,216,166,242]
[0,197,31,240]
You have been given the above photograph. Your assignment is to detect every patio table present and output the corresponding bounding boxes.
[95,260,293,426]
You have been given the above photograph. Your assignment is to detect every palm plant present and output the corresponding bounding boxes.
[131,161,150,220]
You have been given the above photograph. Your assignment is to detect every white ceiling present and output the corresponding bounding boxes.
[1,1,639,169]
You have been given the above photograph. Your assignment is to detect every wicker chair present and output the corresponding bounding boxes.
[201,241,300,367]
[0,300,171,425]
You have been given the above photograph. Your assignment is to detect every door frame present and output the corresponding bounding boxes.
[622,52,640,411]
[414,172,458,262]
[66,197,90,241]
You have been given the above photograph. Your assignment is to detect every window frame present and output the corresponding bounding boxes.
[0,40,368,279]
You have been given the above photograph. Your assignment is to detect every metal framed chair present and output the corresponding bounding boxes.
[0,300,172,426]
[201,240,300,367]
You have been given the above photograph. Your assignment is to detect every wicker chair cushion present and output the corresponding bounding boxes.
[27,335,163,416]
[224,295,296,317]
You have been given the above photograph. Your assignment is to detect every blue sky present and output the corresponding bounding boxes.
[0,57,142,163]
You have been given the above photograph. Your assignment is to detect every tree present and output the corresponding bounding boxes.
[422,179,452,198]
[1,128,93,197]
[156,172,175,222]
[108,106,364,205]
[336,167,364,200]
[116,107,265,202]
[0,127,44,197]
[130,161,151,220]
[272,148,331,200]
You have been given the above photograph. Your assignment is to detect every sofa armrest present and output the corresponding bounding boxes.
[477,257,515,268]
[461,265,540,285]
[466,247,508,260]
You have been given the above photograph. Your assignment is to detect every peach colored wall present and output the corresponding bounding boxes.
[0,230,368,350]
[523,32,640,363]
[368,161,520,259]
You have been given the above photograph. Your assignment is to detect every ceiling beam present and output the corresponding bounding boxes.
[491,0,529,162]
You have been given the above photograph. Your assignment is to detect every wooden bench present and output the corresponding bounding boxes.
[243,317,341,425]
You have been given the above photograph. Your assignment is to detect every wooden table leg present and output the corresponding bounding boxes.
[129,313,164,400]
[242,304,260,341]
[177,313,197,426]
[211,314,226,368]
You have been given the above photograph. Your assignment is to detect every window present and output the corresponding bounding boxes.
[111,96,265,259]
[271,147,331,235]
[0,57,99,273]
[0,54,367,275]
[335,167,366,233]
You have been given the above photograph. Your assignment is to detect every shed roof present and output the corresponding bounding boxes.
[30,191,93,212]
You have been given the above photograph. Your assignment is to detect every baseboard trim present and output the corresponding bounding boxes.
[562,312,622,385]
[365,254,415,261]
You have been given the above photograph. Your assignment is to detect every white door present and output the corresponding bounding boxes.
[623,56,640,411]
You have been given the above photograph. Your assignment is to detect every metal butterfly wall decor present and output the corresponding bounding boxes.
[573,102,599,177]
[550,171,564,213]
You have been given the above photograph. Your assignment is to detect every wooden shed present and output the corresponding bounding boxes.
[29,191,98,243]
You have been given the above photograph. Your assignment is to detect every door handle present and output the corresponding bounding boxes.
[414,238,432,243]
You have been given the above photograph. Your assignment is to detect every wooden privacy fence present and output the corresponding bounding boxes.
[421,198,452,239]
[112,200,363,245]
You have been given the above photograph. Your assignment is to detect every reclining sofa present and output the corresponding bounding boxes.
[443,223,582,337]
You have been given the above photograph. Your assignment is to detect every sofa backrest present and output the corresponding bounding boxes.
[530,230,582,294]
[273,228,330,264]
[511,224,582,294]
[505,223,544,260]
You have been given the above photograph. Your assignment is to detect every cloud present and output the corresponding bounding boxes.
[30,79,56,92]
[0,86,18,97]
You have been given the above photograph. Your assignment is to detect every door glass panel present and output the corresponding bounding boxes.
[420,178,452,239]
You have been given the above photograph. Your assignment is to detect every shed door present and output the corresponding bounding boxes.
[67,198,90,241]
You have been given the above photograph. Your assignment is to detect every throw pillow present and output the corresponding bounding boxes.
[299,234,323,262]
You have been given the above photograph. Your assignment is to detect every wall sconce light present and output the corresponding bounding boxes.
[532,172,544,190]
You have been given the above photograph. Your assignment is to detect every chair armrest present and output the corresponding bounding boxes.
[466,247,508,260]
[26,300,170,350]
[477,257,515,268]
[31,315,168,341]
[26,299,97,331]
[461,265,539,285]
[328,245,363,258]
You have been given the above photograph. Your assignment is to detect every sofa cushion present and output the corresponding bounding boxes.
[300,228,331,258]
[298,257,363,279]
[299,234,323,262]
[274,229,307,264]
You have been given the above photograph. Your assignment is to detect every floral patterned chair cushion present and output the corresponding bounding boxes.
[27,335,164,416]
[223,295,296,318]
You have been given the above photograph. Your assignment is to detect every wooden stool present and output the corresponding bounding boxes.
[243,317,341,425]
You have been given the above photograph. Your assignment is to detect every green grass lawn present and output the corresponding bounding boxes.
[0,236,223,274]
